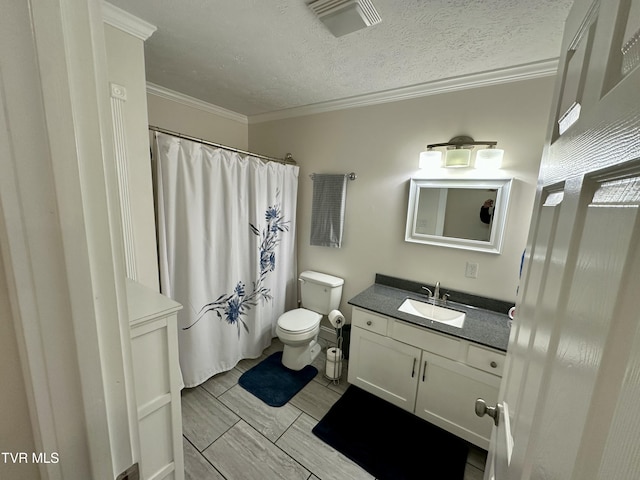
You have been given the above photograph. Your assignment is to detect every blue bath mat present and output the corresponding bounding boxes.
[312,386,470,480]
[238,351,318,407]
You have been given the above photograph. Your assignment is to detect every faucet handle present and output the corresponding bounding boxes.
[421,286,433,298]
[441,293,450,304]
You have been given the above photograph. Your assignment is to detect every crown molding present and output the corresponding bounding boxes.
[102,2,157,41]
[145,59,558,125]
[146,83,249,124]
[249,58,559,124]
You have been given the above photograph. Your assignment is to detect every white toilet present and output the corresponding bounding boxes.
[276,270,344,370]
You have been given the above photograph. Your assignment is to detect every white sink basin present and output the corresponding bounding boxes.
[398,298,466,328]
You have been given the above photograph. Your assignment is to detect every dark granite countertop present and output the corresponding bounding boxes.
[347,275,512,352]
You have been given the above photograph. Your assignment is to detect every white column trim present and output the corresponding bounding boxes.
[110,82,138,281]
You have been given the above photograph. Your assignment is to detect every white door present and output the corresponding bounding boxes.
[482,0,640,478]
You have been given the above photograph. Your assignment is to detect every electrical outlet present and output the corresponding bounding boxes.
[465,262,479,279]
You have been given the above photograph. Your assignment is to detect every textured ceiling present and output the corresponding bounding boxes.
[107,0,573,116]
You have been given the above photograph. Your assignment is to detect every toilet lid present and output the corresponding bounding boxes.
[278,308,321,332]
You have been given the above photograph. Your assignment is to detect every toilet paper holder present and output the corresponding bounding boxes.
[325,310,345,383]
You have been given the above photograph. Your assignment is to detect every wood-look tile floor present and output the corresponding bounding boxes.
[182,339,487,480]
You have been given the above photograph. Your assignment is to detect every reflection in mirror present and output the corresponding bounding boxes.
[406,178,512,254]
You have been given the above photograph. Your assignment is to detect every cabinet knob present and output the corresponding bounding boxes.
[490,361,498,368]
[366,320,372,326]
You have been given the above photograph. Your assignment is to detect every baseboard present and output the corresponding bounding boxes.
[319,325,337,343]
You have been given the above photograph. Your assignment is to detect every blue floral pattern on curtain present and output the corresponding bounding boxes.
[185,200,289,335]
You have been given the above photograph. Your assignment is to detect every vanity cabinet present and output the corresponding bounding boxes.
[348,306,504,449]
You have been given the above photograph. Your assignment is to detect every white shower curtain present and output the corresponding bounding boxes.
[155,132,299,387]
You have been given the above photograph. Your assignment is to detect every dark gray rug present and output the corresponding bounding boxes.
[312,385,470,480]
[238,351,317,407]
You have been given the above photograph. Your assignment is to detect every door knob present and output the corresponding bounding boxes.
[475,398,501,427]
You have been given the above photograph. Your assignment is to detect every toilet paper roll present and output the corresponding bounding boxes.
[328,309,345,328]
[326,347,342,362]
[325,347,342,379]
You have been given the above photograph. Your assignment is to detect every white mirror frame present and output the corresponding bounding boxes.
[405,177,513,254]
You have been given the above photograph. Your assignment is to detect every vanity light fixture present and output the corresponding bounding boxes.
[445,148,472,168]
[475,145,504,169]
[418,148,442,169]
[420,135,504,169]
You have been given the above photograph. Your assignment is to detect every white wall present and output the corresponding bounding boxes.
[249,76,555,314]
[0,250,39,479]
[104,24,159,290]
[147,90,248,149]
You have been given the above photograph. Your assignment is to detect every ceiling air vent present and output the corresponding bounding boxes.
[308,0,381,37]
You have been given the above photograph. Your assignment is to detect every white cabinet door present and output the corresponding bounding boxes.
[415,351,500,449]
[348,326,421,411]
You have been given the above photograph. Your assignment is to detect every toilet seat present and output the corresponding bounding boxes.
[277,308,321,334]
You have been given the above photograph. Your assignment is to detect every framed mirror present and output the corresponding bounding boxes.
[405,178,512,254]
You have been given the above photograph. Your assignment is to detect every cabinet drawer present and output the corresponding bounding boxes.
[391,321,460,359]
[352,308,388,335]
[466,344,505,376]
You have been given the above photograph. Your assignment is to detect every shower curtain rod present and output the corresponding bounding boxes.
[148,125,296,165]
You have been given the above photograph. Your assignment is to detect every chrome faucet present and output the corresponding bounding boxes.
[421,286,433,299]
[422,283,448,305]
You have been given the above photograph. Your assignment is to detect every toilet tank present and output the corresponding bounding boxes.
[299,271,344,315]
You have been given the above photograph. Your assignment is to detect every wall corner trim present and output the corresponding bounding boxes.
[102,2,157,41]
